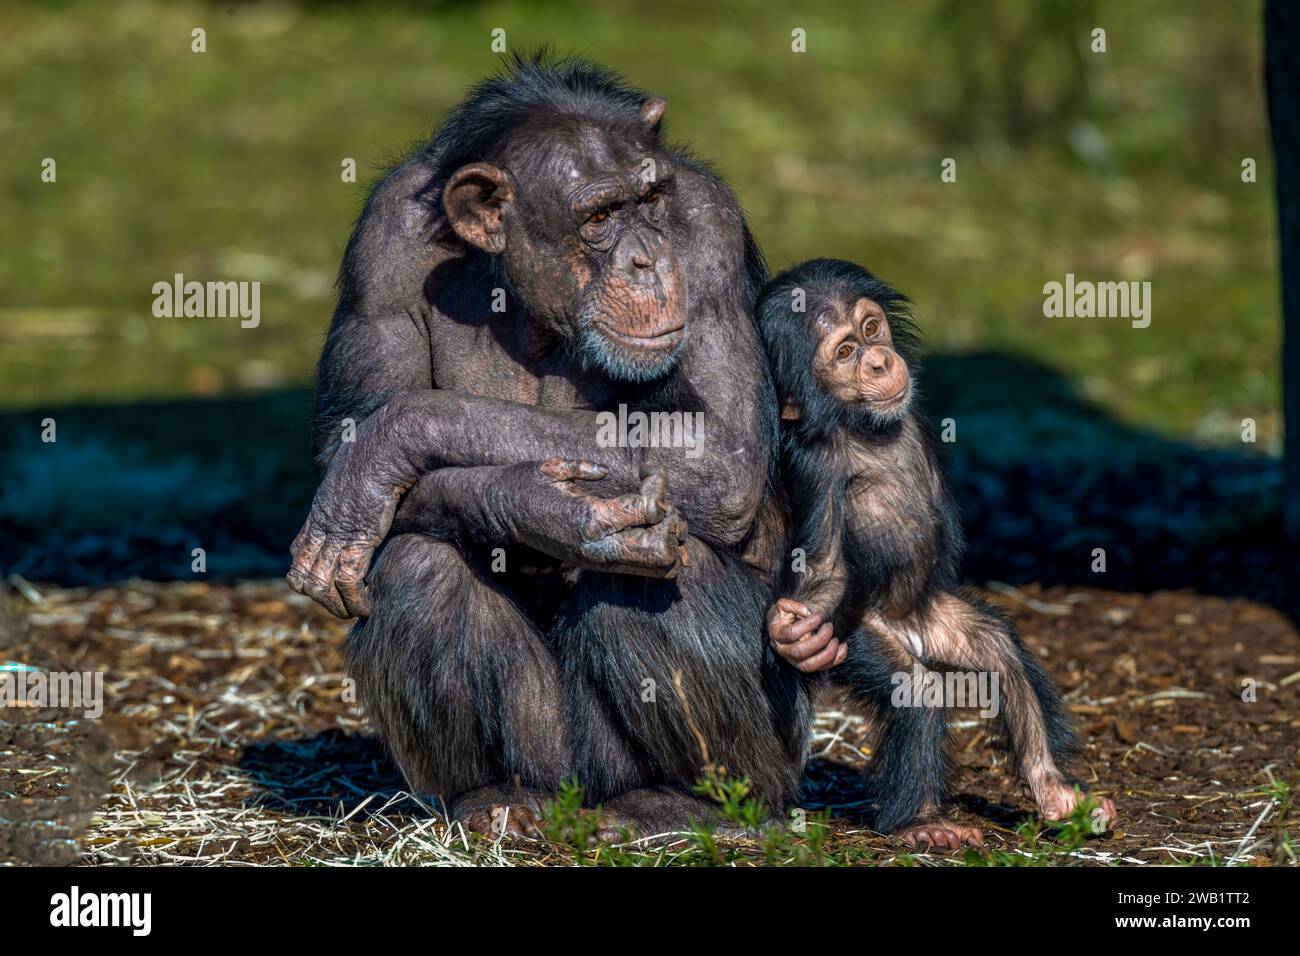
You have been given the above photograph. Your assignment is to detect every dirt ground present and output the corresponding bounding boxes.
[2,578,1296,866]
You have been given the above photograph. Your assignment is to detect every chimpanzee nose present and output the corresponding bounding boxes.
[864,346,892,376]
[614,232,659,275]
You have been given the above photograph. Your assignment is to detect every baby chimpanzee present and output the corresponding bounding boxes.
[757,259,1116,850]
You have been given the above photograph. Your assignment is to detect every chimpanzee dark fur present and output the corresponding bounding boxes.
[292,52,811,835]
[758,259,1083,837]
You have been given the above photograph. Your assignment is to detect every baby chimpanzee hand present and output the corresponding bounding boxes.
[767,598,846,673]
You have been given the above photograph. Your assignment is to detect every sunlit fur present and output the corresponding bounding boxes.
[756,258,1083,836]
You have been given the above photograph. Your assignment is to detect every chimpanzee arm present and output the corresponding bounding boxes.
[289,457,691,621]
[786,491,849,617]
[291,336,760,618]
[782,445,852,617]
[402,461,686,573]
[294,161,769,616]
[766,452,851,673]
[310,159,444,471]
[345,373,766,542]
[312,161,772,547]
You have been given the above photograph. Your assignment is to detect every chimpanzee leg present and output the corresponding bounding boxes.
[345,533,571,816]
[551,538,811,832]
[830,622,954,836]
[878,591,1113,824]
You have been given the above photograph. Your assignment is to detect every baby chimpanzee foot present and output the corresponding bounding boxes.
[1029,778,1118,830]
[897,820,984,852]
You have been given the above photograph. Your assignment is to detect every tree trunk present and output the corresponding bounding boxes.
[1266,0,1300,538]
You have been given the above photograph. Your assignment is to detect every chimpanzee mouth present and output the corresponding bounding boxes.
[575,320,687,383]
[870,381,911,413]
[597,323,686,350]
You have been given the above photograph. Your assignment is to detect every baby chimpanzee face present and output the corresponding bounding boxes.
[811,295,912,423]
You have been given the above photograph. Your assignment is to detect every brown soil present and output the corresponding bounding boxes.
[2,579,1296,865]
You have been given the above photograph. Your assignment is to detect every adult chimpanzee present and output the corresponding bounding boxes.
[288,53,810,836]
[758,259,1117,849]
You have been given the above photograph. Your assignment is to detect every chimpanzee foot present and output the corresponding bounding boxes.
[460,803,628,844]
[897,820,984,852]
[551,808,629,845]
[1030,779,1117,830]
[461,803,547,841]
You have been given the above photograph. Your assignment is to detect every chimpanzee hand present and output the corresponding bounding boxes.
[767,598,846,673]
[287,441,410,619]
[539,458,689,578]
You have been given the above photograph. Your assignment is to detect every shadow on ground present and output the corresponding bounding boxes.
[239,730,425,819]
[2,350,1290,615]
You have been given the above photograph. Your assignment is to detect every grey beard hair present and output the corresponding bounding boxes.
[571,304,686,383]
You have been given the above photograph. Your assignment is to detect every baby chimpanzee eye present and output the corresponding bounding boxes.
[864,319,881,338]
[836,342,855,361]
[587,208,610,224]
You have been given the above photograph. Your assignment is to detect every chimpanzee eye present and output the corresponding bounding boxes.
[587,208,610,224]
[836,342,855,361]
[864,319,881,338]
[642,190,662,204]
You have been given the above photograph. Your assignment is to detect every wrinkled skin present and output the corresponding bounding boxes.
[767,598,845,674]
[289,63,807,836]
[289,447,687,619]
[291,99,754,614]
[898,820,985,852]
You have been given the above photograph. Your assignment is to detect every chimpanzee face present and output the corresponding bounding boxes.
[813,296,912,423]
[442,99,688,382]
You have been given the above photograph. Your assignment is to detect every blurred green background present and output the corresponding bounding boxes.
[0,0,1287,603]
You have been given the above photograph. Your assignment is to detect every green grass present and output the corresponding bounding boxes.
[0,0,1282,449]
[517,773,1121,866]
[531,772,852,867]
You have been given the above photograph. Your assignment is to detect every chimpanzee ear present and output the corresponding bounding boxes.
[640,97,667,132]
[443,163,514,254]
[780,398,803,421]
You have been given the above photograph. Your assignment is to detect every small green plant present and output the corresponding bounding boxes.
[688,766,836,866]
[964,787,1108,866]
[538,779,633,865]
[692,767,767,829]
[533,768,841,866]
[1265,771,1296,866]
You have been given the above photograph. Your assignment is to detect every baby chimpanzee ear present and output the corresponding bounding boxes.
[780,398,803,421]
